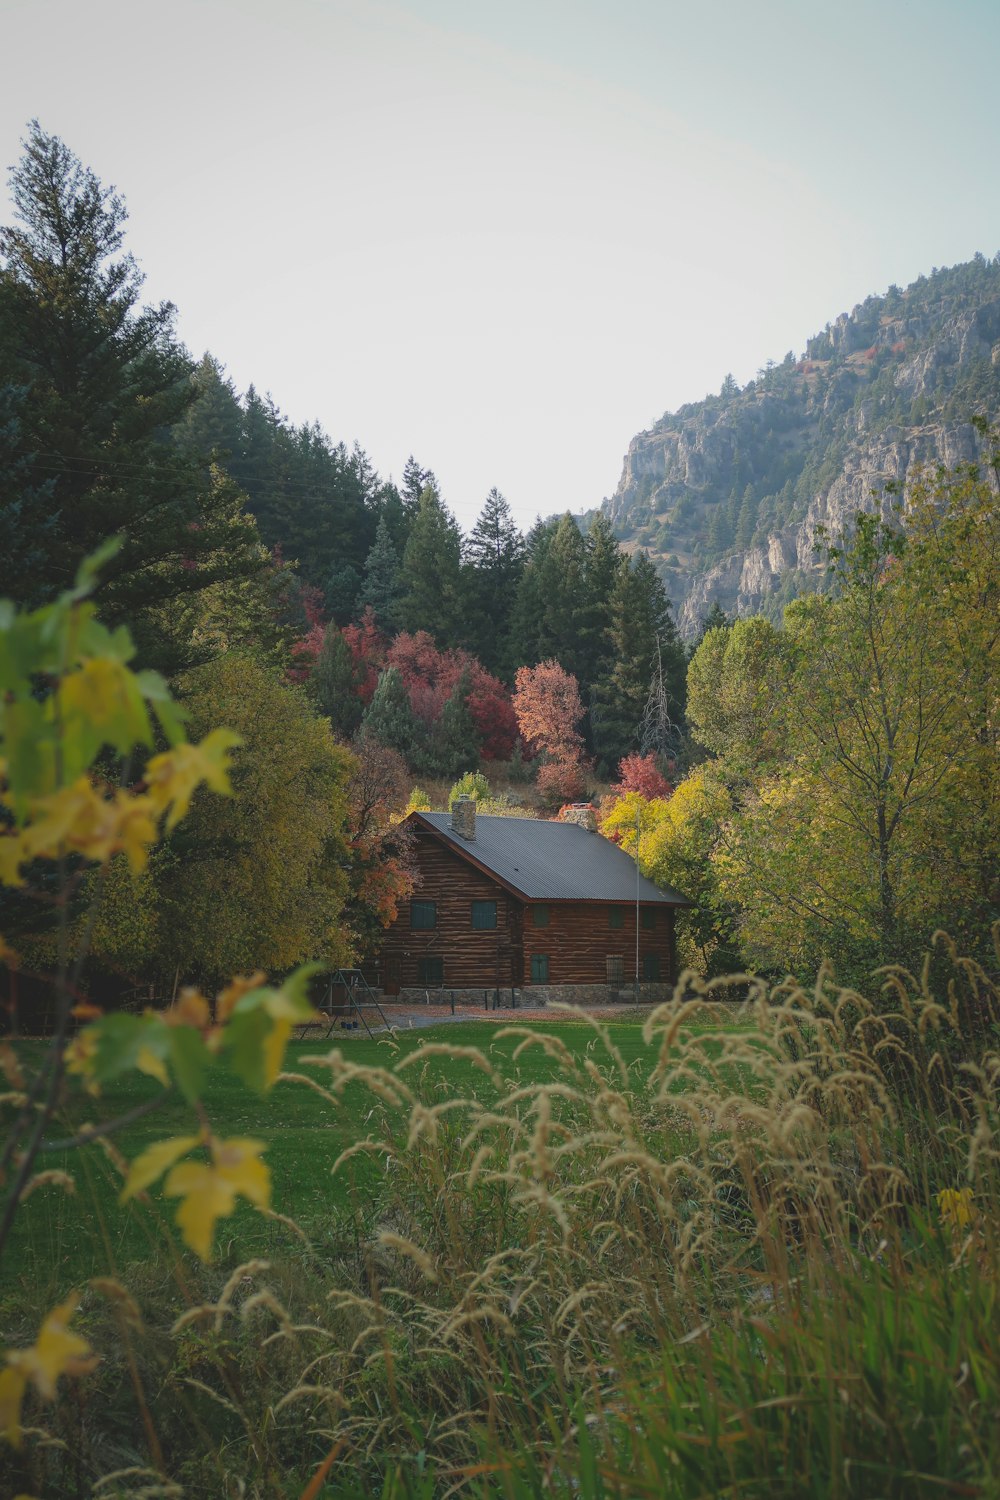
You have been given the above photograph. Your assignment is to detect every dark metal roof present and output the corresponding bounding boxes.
[415,812,692,905]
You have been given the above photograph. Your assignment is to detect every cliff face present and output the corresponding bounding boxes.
[604,257,1000,635]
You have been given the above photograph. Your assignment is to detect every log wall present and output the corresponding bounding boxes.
[520,901,676,989]
[380,831,520,990]
[379,828,678,991]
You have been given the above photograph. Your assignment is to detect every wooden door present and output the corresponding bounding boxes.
[384,954,402,996]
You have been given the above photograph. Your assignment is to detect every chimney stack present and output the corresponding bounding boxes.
[559,803,597,833]
[451,795,476,841]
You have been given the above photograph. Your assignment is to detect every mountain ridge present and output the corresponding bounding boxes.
[602,255,1000,634]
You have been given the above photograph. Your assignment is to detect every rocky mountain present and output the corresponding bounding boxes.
[604,256,1000,635]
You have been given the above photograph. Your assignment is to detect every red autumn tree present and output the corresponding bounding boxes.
[513,660,585,763]
[342,608,388,705]
[536,759,587,808]
[466,671,518,761]
[387,631,517,761]
[611,752,673,802]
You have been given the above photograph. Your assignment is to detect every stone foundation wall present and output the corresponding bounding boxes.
[391,983,673,1008]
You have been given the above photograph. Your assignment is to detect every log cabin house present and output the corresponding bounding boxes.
[378,798,692,1001]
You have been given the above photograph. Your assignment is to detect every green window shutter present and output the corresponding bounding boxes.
[609,907,624,929]
[642,953,660,981]
[641,906,657,930]
[530,954,549,983]
[411,900,437,930]
[532,904,549,928]
[418,956,444,985]
[471,900,497,930]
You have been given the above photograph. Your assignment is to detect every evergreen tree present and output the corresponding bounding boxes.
[693,601,732,650]
[0,122,263,669]
[536,513,589,681]
[580,513,625,689]
[464,487,525,671]
[397,484,464,642]
[324,561,361,623]
[358,512,401,630]
[401,454,436,512]
[735,486,759,549]
[425,666,480,778]
[174,353,244,464]
[360,666,418,756]
[313,623,364,739]
[376,479,413,558]
[510,516,558,666]
[592,552,683,772]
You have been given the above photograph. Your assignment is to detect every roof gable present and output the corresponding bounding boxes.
[412,812,691,905]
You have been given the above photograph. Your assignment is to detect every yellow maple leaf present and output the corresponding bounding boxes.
[19,780,99,862]
[135,1046,169,1088]
[120,1135,201,1202]
[145,729,242,831]
[262,1017,293,1089]
[57,656,150,751]
[12,780,159,876]
[216,971,266,1025]
[164,1137,271,1261]
[165,987,212,1030]
[0,1295,96,1447]
[113,792,160,876]
[64,1030,100,1096]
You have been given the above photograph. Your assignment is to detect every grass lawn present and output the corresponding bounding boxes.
[3,1017,750,1303]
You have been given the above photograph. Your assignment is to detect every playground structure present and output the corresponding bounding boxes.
[298,968,394,1038]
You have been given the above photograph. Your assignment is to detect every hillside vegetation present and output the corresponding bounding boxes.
[606,256,1000,631]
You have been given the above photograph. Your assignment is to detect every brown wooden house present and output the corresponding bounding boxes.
[378,798,692,999]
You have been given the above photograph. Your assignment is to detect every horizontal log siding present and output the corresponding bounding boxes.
[521,902,676,989]
[381,831,519,989]
[381,828,678,990]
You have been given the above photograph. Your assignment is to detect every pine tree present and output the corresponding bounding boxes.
[510,516,558,666]
[360,666,418,756]
[426,666,481,778]
[313,623,364,739]
[397,484,464,642]
[324,561,361,623]
[401,455,435,512]
[358,512,401,630]
[174,353,244,464]
[592,552,683,772]
[0,123,263,669]
[464,487,525,671]
[735,486,759,549]
[580,513,625,689]
[536,513,589,681]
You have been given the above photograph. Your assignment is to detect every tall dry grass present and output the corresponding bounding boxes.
[6,933,998,1499]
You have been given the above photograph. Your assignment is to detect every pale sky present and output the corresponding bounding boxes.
[3,0,999,530]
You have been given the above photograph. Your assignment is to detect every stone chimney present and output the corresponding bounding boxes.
[451,795,476,841]
[559,803,597,833]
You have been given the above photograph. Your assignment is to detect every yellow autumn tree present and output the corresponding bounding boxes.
[92,654,356,985]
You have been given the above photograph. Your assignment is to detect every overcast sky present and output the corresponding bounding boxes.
[3,0,999,530]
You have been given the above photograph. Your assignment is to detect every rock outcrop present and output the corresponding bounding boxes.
[603,257,1000,635]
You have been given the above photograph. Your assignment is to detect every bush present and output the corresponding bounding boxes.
[448,770,490,808]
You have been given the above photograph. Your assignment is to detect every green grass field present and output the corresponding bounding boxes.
[5,1018,735,1301]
